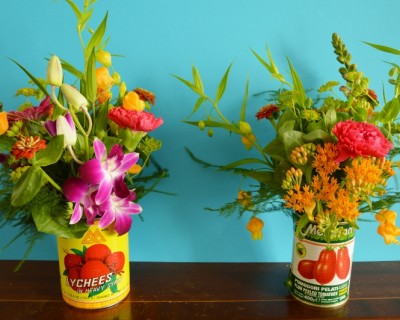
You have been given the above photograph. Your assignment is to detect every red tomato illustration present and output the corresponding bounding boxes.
[313,248,336,285]
[298,260,316,279]
[336,246,351,279]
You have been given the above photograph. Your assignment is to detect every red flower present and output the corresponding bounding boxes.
[7,96,53,125]
[332,120,393,163]
[255,104,279,120]
[108,107,163,132]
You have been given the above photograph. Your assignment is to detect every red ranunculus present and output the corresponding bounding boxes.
[332,120,393,162]
[108,107,163,132]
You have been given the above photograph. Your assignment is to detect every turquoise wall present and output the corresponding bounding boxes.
[1,0,400,262]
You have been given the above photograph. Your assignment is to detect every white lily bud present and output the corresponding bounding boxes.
[61,84,88,112]
[47,55,63,86]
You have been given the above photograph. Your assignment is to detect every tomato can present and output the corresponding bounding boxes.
[287,217,355,308]
[57,222,130,309]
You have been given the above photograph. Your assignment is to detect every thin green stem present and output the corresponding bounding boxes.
[69,110,90,161]
[40,167,63,193]
[51,86,67,111]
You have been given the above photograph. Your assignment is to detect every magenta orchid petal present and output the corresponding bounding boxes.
[120,152,140,171]
[93,138,107,160]
[114,213,133,235]
[79,158,104,184]
[69,203,83,224]
[63,177,89,202]
[95,176,113,204]
[44,120,57,136]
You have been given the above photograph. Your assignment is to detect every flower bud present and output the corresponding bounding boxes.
[198,120,206,131]
[61,84,88,112]
[47,55,63,86]
[112,71,121,84]
[207,128,214,137]
[119,82,127,98]
[239,121,252,135]
[96,50,112,67]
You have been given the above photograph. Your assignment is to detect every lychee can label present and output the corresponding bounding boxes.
[287,218,355,308]
[57,222,130,309]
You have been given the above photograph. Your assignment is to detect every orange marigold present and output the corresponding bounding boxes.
[134,88,156,105]
[11,136,47,160]
[246,217,264,240]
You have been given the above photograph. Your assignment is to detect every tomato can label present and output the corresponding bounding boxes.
[57,222,130,309]
[287,219,355,308]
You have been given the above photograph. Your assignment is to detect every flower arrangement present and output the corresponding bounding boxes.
[0,0,165,263]
[176,33,400,245]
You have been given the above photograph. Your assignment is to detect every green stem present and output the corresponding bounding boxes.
[69,110,90,161]
[40,167,63,193]
[51,86,67,111]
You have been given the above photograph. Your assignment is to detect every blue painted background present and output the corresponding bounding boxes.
[1,0,400,262]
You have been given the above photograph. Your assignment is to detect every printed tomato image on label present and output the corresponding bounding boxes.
[288,232,355,307]
[57,222,130,309]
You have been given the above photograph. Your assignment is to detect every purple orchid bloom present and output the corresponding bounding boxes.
[63,177,99,225]
[78,138,139,205]
[98,177,142,235]
[44,112,77,147]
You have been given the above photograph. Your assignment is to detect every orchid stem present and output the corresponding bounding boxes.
[69,110,90,161]
[67,145,84,165]
[51,86,67,111]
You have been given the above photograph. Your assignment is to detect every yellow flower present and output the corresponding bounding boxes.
[375,209,400,244]
[0,112,9,135]
[241,133,256,150]
[96,50,112,67]
[122,91,145,111]
[247,217,264,240]
[95,67,114,103]
[119,82,127,98]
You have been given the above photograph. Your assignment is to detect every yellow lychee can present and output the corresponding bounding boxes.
[57,222,130,309]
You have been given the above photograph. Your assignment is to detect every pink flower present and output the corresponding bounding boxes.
[108,107,163,132]
[332,120,393,163]
[7,96,53,124]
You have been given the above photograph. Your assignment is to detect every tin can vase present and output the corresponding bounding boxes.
[286,216,356,308]
[57,221,130,309]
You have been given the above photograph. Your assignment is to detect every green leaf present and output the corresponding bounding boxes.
[303,129,330,142]
[79,8,93,32]
[295,214,310,240]
[118,128,147,152]
[65,0,82,21]
[85,12,108,60]
[281,130,304,154]
[172,74,203,96]
[85,48,97,103]
[94,102,109,133]
[324,107,337,132]
[364,41,400,55]
[10,58,49,97]
[192,66,204,94]
[264,138,286,161]
[11,166,43,207]
[251,47,286,83]
[60,58,85,80]
[215,64,232,103]
[32,205,88,238]
[379,97,400,123]
[240,78,249,121]
[287,58,306,104]
[221,158,269,170]
[33,135,65,167]
[183,119,239,133]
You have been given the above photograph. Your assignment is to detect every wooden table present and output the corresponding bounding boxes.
[0,260,399,319]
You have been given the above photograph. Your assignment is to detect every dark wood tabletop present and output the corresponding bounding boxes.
[0,260,399,319]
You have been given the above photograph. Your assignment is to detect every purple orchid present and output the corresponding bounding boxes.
[98,177,142,235]
[63,177,99,225]
[44,112,77,147]
[78,138,139,205]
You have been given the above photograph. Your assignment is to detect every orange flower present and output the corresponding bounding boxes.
[255,104,279,120]
[128,164,142,174]
[312,143,339,175]
[122,91,145,111]
[237,190,254,210]
[246,217,264,240]
[284,184,315,220]
[375,209,400,244]
[95,67,114,103]
[134,88,156,105]
[326,189,360,221]
[11,136,47,160]
[0,112,9,135]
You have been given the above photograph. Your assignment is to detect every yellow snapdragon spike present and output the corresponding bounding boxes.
[0,112,9,135]
[247,217,264,240]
